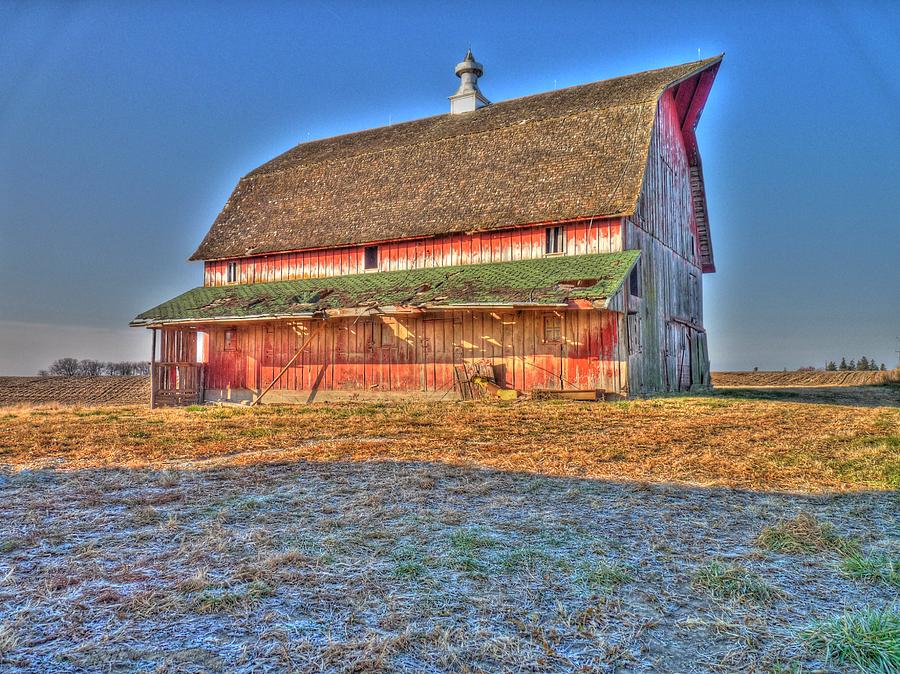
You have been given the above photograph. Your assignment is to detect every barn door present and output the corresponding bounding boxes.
[665,322,677,391]
[671,323,692,392]
[627,313,644,393]
[680,328,693,391]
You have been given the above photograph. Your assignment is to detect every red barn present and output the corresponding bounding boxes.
[132,52,722,406]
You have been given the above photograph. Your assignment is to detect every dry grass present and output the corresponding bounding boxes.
[0,391,897,672]
[756,512,862,555]
[1,391,898,491]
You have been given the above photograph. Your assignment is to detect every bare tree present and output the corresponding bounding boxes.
[49,358,80,376]
[78,359,104,376]
[103,362,124,376]
[131,361,151,375]
[44,359,152,377]
[103,361,151,376]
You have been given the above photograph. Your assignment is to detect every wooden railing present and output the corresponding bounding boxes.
[151,362,205,408]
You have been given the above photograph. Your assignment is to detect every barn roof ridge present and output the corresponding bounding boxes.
[245,55,722,180]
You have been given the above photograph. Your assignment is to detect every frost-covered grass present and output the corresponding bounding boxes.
[756,512,861,556]
[694,561,777,602]
[0,395,898,672]
[801,607,900,673]
[841,554,900,589]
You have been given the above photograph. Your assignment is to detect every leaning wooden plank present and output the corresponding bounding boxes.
[453,365,472,400]
[252,321,327,406]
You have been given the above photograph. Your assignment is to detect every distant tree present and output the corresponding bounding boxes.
[104,362,123,376]
[848,360,856,371]
[49,357,80,376]
[132,361,151,375]
[77,359,104,376]
[102,361,151,376]
[839,357,848,371]
[825,361,837,371]
[858,356,870,371]
[881,363,887,371]
[37,370,49,377]
[797,366,816,371]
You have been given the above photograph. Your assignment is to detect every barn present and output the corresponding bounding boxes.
[132,52,722,406]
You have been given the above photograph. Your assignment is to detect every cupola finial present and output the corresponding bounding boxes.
[449,49,489,114]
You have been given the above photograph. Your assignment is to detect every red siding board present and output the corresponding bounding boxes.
[198,218,627,287]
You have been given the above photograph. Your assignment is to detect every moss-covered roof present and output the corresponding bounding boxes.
[132,252,639,326]
[190,57,722,260]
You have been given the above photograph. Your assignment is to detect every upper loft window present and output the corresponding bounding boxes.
[226,261,238,284]
[545,226,564,255]
[364,245,379,270]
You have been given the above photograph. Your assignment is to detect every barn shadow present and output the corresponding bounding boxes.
[2,455,897,673]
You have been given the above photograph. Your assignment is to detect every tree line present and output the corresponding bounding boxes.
[39,358,151,377]
[825,357,887,372]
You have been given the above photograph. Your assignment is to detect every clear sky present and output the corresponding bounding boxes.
[1,1,898,375]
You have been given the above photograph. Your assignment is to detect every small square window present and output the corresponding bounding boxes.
[364,245,379,270]
[545,226,564,255]
[226,261,238,284]
[224,329,237,351]
[543,315,562,343]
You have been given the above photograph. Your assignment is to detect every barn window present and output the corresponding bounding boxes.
[224,329,237,351]
[543,315,562,343]
[364,245,379,270]
[629,262,642,298]
[226,261,238,284]
[545,226,564,255]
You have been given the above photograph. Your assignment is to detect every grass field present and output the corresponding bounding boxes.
[1,388,898,672]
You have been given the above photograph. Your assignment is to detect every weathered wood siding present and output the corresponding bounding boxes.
[624,89,710,394]
[202,309,626,398]
[203,218,622,286]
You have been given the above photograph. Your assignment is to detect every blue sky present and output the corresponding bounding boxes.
[1,0,898,374]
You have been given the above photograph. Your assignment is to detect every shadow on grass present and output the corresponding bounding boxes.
[1,455,898,672]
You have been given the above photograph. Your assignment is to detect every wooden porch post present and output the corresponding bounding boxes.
[150,328,157,409]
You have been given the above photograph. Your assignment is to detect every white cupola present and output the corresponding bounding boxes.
[449,49,490,114]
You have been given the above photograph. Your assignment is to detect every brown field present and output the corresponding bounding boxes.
[0,376,149,406]
[712,369,899,387]
[1,390,898,672]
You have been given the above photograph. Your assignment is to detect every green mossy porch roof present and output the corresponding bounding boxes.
[131,251,639,326]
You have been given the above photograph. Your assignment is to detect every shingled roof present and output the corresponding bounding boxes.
[191,56,722,261]
[133,251,639,325]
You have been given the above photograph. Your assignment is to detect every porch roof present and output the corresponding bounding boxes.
[131,251,639,326]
